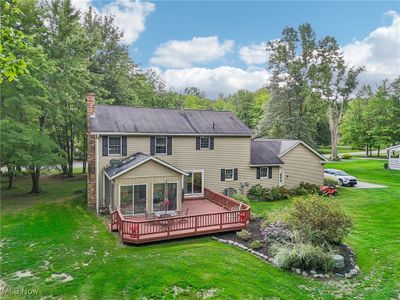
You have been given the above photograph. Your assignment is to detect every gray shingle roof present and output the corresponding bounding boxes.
[92,105,253,136]
[251,139,302,165]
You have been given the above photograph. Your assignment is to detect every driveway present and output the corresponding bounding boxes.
[353,181,388,189]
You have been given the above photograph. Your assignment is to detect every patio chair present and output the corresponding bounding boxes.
[176,208,189,224]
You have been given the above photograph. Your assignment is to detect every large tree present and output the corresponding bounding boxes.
[259,24,325,146]
[312,37,364,160]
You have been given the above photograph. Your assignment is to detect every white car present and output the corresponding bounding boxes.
[324,169,358,187]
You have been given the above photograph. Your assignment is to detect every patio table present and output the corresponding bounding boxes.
[154,211,177,218]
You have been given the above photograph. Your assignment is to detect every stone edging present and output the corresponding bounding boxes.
[212,236,360,279]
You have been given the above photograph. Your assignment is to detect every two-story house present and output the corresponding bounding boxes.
[87,93,326,219]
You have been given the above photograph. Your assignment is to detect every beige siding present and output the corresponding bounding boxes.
[113,161,183,212]
[97,136,279,203]
[281,144,324,188]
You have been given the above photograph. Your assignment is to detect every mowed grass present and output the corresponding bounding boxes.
[1,160,399,299]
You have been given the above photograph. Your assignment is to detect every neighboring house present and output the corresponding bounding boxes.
[386,145,400,170]
[86,94,326,243]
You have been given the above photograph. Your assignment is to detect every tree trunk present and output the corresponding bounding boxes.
[61,164,68,175]
[365,145,369,157]
[328,106,339,161]
[30,166,41,193]
[82,159,86,174]
[377,146,380,157]
[7,164,14,189]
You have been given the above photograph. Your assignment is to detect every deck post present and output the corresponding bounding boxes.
[219,213,223,229]
[195,216,198,234]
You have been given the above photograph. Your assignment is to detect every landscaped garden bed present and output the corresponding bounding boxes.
[216,196,360,279]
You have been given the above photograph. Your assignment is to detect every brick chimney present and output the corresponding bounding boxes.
[86,93,96,210]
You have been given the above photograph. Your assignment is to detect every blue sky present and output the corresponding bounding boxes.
[75,0,400,97]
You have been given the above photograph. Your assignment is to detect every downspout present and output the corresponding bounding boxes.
[96,134,99,214]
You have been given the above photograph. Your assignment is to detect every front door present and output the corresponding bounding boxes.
[185,170,204,196]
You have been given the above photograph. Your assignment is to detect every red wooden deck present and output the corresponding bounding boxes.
[110,188,251,244]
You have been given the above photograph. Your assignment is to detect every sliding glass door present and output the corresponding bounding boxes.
[185,170,204,195]
[120,184,147,215]
[152,182,178,212]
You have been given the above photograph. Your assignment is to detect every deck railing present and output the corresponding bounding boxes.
[110,189,250,244]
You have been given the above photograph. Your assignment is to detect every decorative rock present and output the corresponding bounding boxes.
[349,269,358,276]
[332,254,345,269]
[325,274,330,278]
[344,273,351,278]
[295,268,301,275]
[313,274,319,278]
[310,270,317,275]
[301,271,308,277]
[335,273,344,277]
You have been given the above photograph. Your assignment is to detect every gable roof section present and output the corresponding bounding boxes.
[250,139,327,165]
[92,105,253,136]
[104,152,188,180]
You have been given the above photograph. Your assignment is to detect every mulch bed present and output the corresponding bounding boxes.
[215,217,359,279]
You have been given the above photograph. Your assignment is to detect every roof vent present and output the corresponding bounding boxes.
[110,159,123,168]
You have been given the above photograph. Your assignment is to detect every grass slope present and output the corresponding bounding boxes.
[1,160,399,299]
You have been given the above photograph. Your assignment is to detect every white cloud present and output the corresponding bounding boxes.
[71,0,155,44]
[239,42,267,65]
[343,11,400,84]
[156,66,268,98]
[150,36,235,68]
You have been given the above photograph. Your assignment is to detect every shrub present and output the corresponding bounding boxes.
[384,162,388,169]
[262,221,293,245]
[232,192,249,204]
[341,154,349,159]
[249,240,263,250]
[247,184,266,201]
[262,208,291,227]
[236,229,252,241]
[299,182,320,193]
[271,242,334,272]
[288,196,352,244]
[324,178,337,186]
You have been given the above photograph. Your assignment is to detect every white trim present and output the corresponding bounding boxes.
[279,167,285,187]
[107,156,188,180]
[279,141,328,162]
[259,167,270,179]
[119,183,148,215]
[184,169,205,196]
[95,135,99,214]
[91,132,252,137]
[200,136,211,149]
[155,136,168,155]
[224,168,234,181]
[108,136,122,155]
[386,144,400,151]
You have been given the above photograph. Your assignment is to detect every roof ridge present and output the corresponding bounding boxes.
[95,104,235,113]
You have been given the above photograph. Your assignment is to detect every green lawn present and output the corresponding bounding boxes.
[1,160,399,299]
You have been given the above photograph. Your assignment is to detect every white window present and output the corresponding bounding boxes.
[108,136,121,155]
[225,169,234,181]
[260,167,270,178]
[200,137,210,149]
[155,137,167,154]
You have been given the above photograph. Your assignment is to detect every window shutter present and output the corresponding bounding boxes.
[150,137,155,155]
[256,167,261,179]
[234,168,238,180]
[167,137,172,155]
[220,169,225,181]
[268,167,272,178]
[121,136,127,156]
[102,136,108,156]
[196,137,200,150]
[210,137,214,150]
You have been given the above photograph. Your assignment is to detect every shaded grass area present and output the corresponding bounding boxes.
[1,160,399,299]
